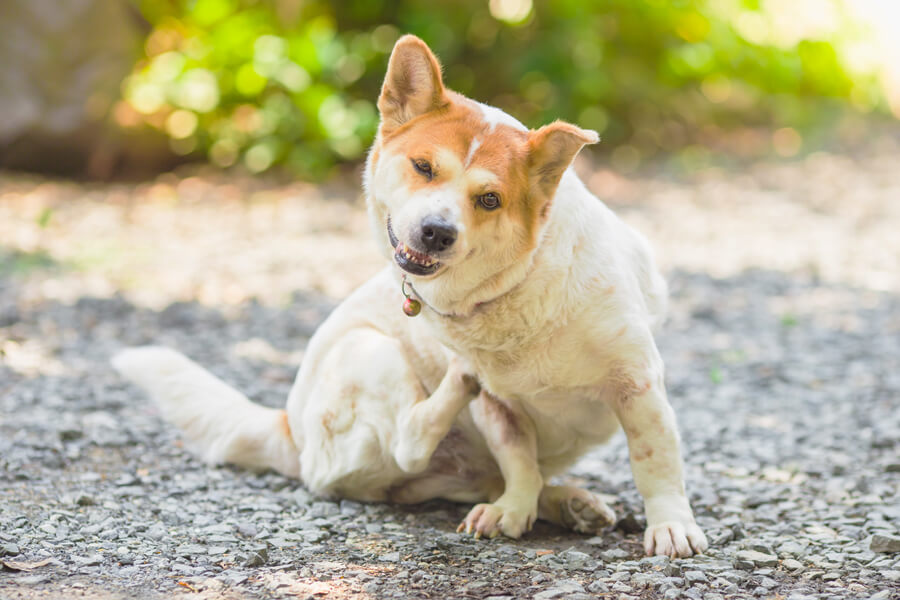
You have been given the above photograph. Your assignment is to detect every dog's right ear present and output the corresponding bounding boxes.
[377,35,447,134]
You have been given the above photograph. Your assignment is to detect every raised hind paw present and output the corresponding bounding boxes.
[538,485,616,534]
[558,490,616,534]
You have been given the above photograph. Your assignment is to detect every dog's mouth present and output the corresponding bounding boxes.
[387,217,441,277]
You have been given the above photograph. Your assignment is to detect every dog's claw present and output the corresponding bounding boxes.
[459,502,534,540]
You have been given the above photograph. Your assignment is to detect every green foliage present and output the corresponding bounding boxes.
[124,0,886,178]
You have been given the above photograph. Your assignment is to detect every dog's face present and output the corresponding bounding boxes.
[365,36,597,306]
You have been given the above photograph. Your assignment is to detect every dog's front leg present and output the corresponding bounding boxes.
[612,367,708,557]
[458,392,542,539]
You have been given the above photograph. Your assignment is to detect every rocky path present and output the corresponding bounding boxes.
[1,148,899,599]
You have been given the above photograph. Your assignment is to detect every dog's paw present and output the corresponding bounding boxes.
[644,520,708,557]
[558,491,616,534]
[457,502,535,540]
[447,356,481,397]
[459,373,481,398]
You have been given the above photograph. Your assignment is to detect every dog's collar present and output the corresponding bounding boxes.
[402,276,477,319]
[400,269,530,321]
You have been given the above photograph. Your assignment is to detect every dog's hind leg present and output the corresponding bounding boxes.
[296,329,480,497]
[538,485,616,534]
[392,356,482,474]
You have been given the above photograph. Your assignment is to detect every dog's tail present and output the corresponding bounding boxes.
[111,346,300,478]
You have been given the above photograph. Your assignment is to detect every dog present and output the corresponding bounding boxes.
[113,35,707,558]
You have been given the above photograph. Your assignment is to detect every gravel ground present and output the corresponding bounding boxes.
[1,147,899,599]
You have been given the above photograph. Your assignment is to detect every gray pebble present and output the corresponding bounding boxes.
[870,534,900,553]
[600,548,630,562]
[683,570,707,584]
[735,550,779,569]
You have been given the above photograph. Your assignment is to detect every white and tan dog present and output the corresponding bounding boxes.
[113,35,707,557]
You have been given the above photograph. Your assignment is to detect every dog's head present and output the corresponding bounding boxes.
[365,35,597,313]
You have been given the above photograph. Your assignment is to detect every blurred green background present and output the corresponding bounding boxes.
[1,0,898,179]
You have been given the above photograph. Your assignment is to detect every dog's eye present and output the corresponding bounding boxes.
[411,159,433,180]
[477,192,501,210]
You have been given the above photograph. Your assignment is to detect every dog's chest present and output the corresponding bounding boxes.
[433,312,608,409]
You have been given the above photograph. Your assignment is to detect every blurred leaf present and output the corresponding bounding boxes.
[123,0,891,178]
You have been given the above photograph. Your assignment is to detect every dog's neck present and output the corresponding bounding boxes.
[405,250,538,319]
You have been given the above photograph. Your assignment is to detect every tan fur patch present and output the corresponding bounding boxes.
[320,410,336,439]
[279,410,292,440]
[632,443,656,462]
[480,392,523,444]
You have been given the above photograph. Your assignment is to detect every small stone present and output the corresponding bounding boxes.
[615,512,645,534]
[663,562,682,576]
[0,543,20,556]
[559,549,592,570]
[533,579,585,600]
[782,558,804,571]
[379,552,399,563]
[684,570,708,584]
[629,572,659,587]
[531,572,550,584]
[870,534,900,553]
[75,494,95,507]
[463,580,490,592]
[242,545,268,567]
[777,540,807,556]
[38,522,56,535]
[74,553,104,566]
[600,548,630,562]
[362,582,379,594]
[735,550,779,569]
[145,524,166,540]
[59,429,83,441]
[747,541,774,554]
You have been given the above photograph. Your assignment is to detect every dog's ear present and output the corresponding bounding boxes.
[528,121,599,201]
[378,35,447,134]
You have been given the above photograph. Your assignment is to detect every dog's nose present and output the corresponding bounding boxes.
[420,216,457,253]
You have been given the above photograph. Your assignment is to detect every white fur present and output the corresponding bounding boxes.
[464,137,482,167]
[112,41,706,557]
[476,101,527,132]
[111,347,300,478]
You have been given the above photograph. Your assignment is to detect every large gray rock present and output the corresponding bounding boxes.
[0,0,169,176]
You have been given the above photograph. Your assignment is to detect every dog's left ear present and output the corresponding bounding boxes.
[378,35,447,134]
[528,121,599,200]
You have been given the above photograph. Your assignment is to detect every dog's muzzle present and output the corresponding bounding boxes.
[387,217,442,276]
